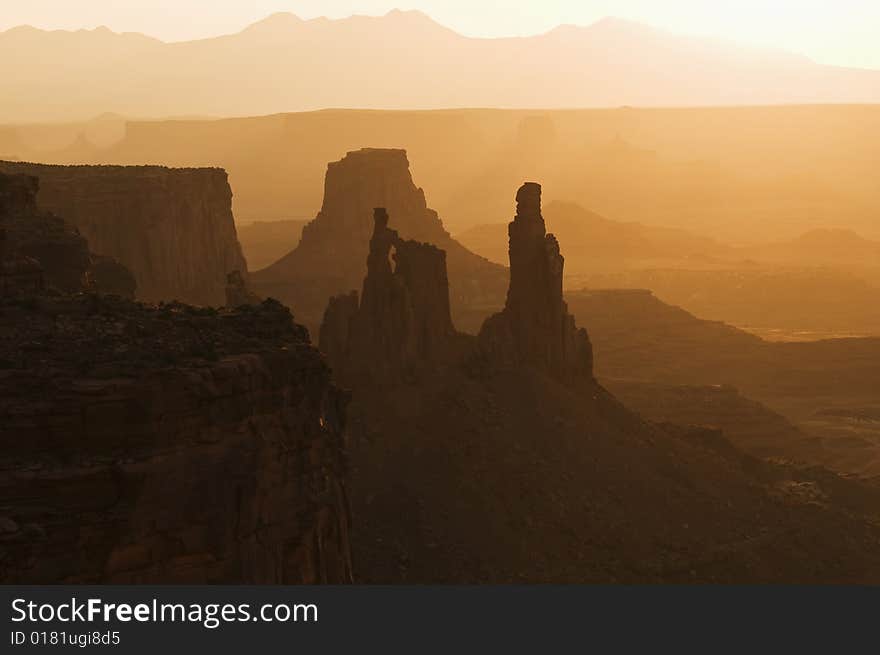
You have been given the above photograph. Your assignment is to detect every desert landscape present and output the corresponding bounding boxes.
[1,4,879,584]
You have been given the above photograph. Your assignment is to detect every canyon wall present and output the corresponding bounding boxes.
[0,296,352,583]
[0,171,91,293]
[0,161,248,305]
[252,148,508,334]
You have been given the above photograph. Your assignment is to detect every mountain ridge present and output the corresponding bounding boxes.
[3,10,879,122]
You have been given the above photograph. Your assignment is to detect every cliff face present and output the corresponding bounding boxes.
[478,183,593,380]
[0,296,352,583]
[252,148,507,334]
[0,161,248,305]
[319,208,457,383]
[0,171,91,293]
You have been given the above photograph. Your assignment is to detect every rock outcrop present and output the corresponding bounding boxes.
[0,161,249,305]
[0,295,352,583]
[252,148,507,334]
[225,269,262,307]
[87,254,137,298]
[319,208,457,383]
[0,172,91,292]
[478,183,592,380]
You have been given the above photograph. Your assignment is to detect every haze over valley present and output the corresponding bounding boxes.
[2,3,880,585]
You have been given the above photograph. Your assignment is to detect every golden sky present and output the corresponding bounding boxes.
[2,0,879,69]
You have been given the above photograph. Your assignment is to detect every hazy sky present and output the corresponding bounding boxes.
[2,0,880,69]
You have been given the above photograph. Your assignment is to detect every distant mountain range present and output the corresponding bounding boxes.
[3,9,880,122]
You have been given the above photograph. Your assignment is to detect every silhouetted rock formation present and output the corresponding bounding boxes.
[0,161,248,305]
[319,291,360,377]
[252,148,507,334]
[0,172,90,292]
[320,208,457,383]
[87,254,137,298]
[478,183,592,380]
[225,269,262,307]
[0,295,352,583]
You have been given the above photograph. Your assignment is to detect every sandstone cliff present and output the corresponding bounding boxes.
[251,148,507,334]
[478,182,593,380]
[0,161,248,305]
[0,171,91,293]
[0,296,352,583]
[319,208,458,383]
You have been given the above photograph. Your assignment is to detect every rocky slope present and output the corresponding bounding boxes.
[0,295,352,583]
[0,161,248,305]
[569,288,880,475]
[251,148,507,334]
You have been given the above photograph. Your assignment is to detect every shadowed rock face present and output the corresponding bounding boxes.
[326,186,880,584]
[0,296,352,584]
[87,254,137,298]
[0,172,90,293]
[225,269,262,307]
[0,228,44,296]
[252,148,507,334]
[0,172,38,215]
[319,208,457,383]
[0,161,248,305]
[478,182,593,380]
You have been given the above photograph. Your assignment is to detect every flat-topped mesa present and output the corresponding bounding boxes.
[478,183,593,380]
[319,207,455,383]
[251,148,508,335]
[0,161,248,305]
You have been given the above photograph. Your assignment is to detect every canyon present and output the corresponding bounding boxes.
[3,149,879,584]
[0,171,351,583]
[321,185,880,583]
[569,288,880,475]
